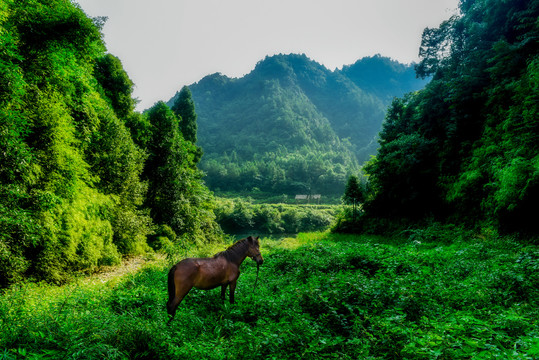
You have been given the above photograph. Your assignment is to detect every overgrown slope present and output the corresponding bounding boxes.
[0,0,220,287]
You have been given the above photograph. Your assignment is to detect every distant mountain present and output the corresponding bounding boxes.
[341,54,426,105]
[168,54,427,196]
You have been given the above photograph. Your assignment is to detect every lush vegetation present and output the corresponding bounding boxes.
[1,232,538,359]
[0,0,220,287]
[170,54,426,196]
[340,55,430,105]
[2,1,538,358]
[349,0,539,235]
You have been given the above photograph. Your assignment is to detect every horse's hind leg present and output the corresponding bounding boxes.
[166,283,191,325]
[221,284,228,300]
[229,280,237,304]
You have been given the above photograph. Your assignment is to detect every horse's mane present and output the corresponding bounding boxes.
[214,236,252,262]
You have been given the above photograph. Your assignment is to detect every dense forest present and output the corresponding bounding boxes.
[0,0,221,287]
[338,0,539,236]
[169,54,426,196]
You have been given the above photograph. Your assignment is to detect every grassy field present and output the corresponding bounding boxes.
[1,231,538,359]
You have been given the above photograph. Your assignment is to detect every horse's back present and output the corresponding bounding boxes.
[174,256,235,290]
[173,258,200,279]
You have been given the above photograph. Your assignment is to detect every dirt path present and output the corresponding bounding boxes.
[92,254,166,283]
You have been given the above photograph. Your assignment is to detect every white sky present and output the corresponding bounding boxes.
[75,0,459,111]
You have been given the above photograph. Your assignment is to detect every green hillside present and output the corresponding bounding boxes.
[341,54,429,105]
[0,0,220,287]
[170,54,426,196]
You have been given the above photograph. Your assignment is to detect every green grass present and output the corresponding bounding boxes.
[1,232,538,359]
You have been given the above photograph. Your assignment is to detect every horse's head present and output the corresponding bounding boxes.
[246,236,263,265]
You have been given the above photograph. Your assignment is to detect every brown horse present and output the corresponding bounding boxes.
[166,236,263,325]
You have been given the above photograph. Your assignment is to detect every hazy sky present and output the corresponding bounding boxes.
[75,0,459,111]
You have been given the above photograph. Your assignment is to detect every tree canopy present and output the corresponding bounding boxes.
[172,86,198,144]
[360,0,539,234]
[342,175,364,211]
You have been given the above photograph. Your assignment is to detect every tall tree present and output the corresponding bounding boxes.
[342,175,364,214]
[144,102,220,242]
[145,102,185,228]
[94,54,135,119]
[172,86,198,143]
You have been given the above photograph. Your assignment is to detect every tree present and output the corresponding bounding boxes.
[94,54,135,119]
[144,102,185,227]
[144,102,221,242]
[0,0,226,287]
[0,0,155,285]
[361,0,539,233]
[342,175,364,214]
[172,86,198,143]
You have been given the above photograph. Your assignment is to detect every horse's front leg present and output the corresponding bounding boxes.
[229,280,237,304]
[221,284,228,300]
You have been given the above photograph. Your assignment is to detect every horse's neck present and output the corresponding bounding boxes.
[225,241,249,266]
[232,254,247,267]
[229,249,248,266]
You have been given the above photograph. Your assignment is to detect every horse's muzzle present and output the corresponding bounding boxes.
[253,254,264,266]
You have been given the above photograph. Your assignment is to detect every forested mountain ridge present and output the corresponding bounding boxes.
[341,55,429,104]
[169,54,427,196]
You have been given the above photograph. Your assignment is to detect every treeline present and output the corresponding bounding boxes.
[340,0,539,235]
[214,198,339,234]
[0,0,220,287]
[201,145,357,195]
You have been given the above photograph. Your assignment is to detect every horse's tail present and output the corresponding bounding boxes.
[166,264,177,315]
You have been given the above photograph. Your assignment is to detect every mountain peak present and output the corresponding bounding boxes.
[169,54,428,195]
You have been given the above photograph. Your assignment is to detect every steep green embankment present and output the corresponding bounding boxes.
[0,0,219,287]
